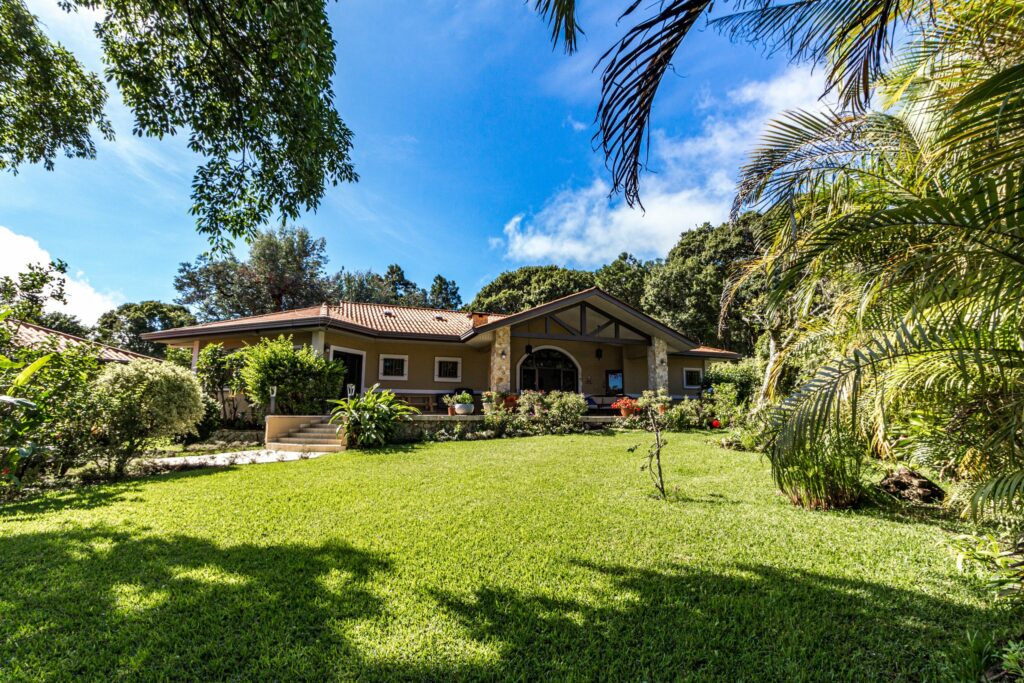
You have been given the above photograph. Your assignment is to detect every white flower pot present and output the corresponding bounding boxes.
[454,403,474,415]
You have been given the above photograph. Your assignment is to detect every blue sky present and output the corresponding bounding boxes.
[1,0,822,323]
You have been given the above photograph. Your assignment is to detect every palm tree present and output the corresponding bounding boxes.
[536,0,1024,513]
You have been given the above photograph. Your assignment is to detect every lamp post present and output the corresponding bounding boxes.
[269,385,278,416]
[346,383,356,400]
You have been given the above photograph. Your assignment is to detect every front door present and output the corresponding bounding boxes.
[332,350,363,395]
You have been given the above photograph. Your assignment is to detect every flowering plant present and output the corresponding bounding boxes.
[611,396,638,411]
[711,418,722,429]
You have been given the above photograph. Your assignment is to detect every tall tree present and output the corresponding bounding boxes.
[642,217,766,355]
[174,226,343,320]
[382,264,427,306]
[594,252,652,310]
[428,275,462,310]
[93,301,196,357]
[0,260,67,323]
[3,0,356,246]
[36,311,90,337]
[469,266,594,313]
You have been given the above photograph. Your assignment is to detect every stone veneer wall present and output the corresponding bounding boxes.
[490,326,511,392]
[647,337,669,391]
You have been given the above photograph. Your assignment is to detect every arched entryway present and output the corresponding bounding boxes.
[518,347,580,393]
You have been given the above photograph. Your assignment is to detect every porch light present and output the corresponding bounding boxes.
[595,348,603,359]
[347,383,356,399]
[500,350,507,360]
[525,344,533,355]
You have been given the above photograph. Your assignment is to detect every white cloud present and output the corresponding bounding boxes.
[497,65,827,265]
[564,115,588,132]
[0,226,122,325]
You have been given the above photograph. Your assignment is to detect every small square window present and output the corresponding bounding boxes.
[434,357,462,382]
[683,368,703,389]
[379,354,408,380]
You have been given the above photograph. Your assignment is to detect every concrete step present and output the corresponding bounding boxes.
[266,442,344,453]
[297,427,340,435]
[278,436,345,445]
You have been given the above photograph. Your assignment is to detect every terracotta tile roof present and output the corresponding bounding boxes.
[5,320,152,363]
[141,301,511,341]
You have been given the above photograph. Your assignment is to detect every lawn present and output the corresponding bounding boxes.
[0,432,1016,681]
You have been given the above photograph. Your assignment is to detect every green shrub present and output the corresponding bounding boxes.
[664,398,704,430]
[329,384,419,448]
[709,382,743,428]
[92,360,205,477]
[541,391,587,434]
[516,390,545,417]
[706,358,761,405]
[483,407,532,437]
[177,394,222,445]
[238,336,346,415]
[771,426,868,510]
[164,347,193,369]
[637,388,671,411]
[452,391,473,404]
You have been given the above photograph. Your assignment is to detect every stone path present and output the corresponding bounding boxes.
[149,449,329,469]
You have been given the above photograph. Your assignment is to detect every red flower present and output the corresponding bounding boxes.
[711,419,722,429]
[1,468,9,476]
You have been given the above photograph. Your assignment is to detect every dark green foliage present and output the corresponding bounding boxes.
[93,300,196,358]
[428,275,462,310]
[594,252,653,310]
[163,346,193,369]
[35,311,90,337]
[329,383,419,448]
[0,0,112,171]
[177,393,222,446]
[642,216,767,354]
[706,359,761,406]
[194,342,245,421]
[469,265,595,313]
[174,226,344,320]
[238,336,345,415]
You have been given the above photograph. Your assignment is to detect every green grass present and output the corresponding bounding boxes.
[0,432,1015,681]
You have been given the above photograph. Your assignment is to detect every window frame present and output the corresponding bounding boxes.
[378,354,409,381]
[683,367,703,389]
[433,356,462,383]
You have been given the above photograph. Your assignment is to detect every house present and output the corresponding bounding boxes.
[5,319,152,363]
[141,287,739,409]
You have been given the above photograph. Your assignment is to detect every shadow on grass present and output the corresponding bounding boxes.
[0,526,392,680]
[430,559,1009,682]
[0,526,1012,680]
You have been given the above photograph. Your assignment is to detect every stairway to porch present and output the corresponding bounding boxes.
[265,417,345,453]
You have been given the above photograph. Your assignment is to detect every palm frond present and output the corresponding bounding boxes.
[595,0,712,208]
[532,0,581,53]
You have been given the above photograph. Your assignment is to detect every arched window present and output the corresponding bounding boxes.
[520,348,579,392]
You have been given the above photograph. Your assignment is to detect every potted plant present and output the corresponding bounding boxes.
[441,393,458,416]
[452,391,475,415]
[611,396,638,417]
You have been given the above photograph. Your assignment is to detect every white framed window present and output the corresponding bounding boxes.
[683,367,703,389]
[379,354,409,380]
[434,357,462,382]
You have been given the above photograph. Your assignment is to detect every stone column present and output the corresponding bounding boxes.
[490,326,511,392]
[647,337,668,392]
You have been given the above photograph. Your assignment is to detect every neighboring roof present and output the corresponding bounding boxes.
[6,320,152,363]
[140,289,742,359]
[141,302,511,342]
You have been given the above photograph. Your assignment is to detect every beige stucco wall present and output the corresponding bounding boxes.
[668,356,708,397]
[323,330,488,394]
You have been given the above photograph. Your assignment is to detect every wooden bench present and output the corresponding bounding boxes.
[400,394,435,413]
